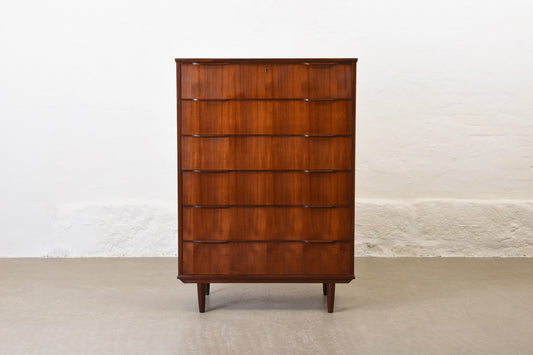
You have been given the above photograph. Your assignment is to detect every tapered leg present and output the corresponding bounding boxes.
[327,283,335,313]
[205,283,210,295]
[197,283,206,313]
[323,283,327,295]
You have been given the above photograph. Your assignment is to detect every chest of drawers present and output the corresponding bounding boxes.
[176,58,357,312]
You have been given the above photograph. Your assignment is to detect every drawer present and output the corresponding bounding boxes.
[183,206,352,242]
[182,241,352,275]
[182,171,351,205]
[181,63,352,99]
[181,100,352,135]
[181,136,352,170]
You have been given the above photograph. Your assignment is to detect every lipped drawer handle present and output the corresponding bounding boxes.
[191,134,230,138]
[189,240,230,244]
[303,205,337,208]
[191,169,232,173]
[303,62,339,66]
[304,169,335,173]
[303,134,342,137]
[302,240,337,244]
[192,98,234,101]
[190,205,231,209]
[191,62,229,65]
[303,98,337,102]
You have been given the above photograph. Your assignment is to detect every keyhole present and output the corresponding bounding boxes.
[265,67,268,73]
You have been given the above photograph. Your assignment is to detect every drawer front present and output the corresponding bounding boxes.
[181,100,352,135]
[181,136,352,170]
[181,63,352,99]
[182,241,352,275]
[183,206,352,242]
[182,171,351,205]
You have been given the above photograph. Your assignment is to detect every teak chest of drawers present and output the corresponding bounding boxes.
[176,58,357,312]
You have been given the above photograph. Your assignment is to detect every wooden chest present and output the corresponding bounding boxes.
[176,58,357,312]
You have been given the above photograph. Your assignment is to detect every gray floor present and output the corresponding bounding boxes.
[1,258,532,355]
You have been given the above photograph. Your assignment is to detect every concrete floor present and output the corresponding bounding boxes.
[1,258,532,354]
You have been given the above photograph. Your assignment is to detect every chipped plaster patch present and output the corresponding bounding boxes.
[356,199,533,257]
[51,201,177,257]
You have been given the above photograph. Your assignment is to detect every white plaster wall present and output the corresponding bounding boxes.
[0,0,532,256]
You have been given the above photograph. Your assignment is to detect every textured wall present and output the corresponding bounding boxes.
[48,200,533,257]
[1,0,532,256]
[357,200,533,257]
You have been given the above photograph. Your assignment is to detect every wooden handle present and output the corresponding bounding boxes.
[191,134,230,138]
[303,169,336,173]
[188,240,230,244]
[303,240,337,244]
[190,205,231,209]
[304,98,337,102]
[303,205,337,209]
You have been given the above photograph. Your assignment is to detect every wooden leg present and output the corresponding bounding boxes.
[197,283,206,313]
[205,283,210,295]
[327,283,335,313]
[323,283,327,295]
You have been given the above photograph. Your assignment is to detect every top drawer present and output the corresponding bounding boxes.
[181,63,352,99]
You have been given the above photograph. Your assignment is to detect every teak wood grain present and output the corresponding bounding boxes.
[181,136,352,170]
[181,63,352,99]
[176,58,357,312]
[182,100,352,135]
[182,241,352,275]
[182,171,351,206]
[182,206,352,242]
